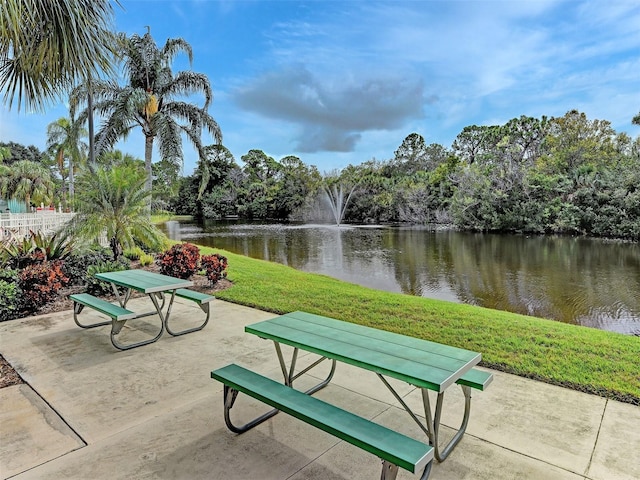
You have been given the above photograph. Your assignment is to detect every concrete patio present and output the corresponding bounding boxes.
[1,297,638,480]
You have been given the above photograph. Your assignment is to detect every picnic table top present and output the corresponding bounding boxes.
[95,269,193,294]
[245,311,481,392]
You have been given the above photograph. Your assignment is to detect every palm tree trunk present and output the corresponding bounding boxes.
[68,157,74,198]
[87,82,95,168]
[144,135,153,192]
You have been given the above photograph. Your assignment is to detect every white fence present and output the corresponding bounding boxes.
[1,212,76,243]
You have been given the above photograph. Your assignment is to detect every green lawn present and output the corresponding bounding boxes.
[198,246,640,405]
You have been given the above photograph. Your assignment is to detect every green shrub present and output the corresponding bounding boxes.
[63,249,115,286]
[0,268,18,283]
[139,252,154,266]
[86,260,129,296]
[156,243,200,279]
[123,246,145,261]
[0,269,21,322]
[1,231,74,269]
[30,231,74,261]
[0,235,36,269]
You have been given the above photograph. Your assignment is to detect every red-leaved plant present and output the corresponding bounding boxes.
[200,253,228,286]
[156,243,201,279]
[18,260,69,312]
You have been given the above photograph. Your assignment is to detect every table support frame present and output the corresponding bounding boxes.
[103,284,175,350]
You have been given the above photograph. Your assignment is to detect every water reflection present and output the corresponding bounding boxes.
[162,220,640,335]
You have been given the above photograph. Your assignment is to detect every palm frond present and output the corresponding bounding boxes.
[154,116,183,166]
[1,0,117,112]
[161,38,193,66]
[163,71,213,108]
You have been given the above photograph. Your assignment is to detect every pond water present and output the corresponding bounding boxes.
[161,220,640,336]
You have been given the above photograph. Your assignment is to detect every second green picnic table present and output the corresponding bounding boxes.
[70,269,214,350]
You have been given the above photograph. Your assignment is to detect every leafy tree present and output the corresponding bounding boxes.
[171,175,201,217]
[241,149,281,184]
[542,110,617,173]
[452,125,501,165]
[0,146,10,161]
[393,133,428,174]
[451,116,551,229]
[273,155,321,220]
[69,163,167,259]
[192,145,241,218]
[340,160,396,224]
[1,160,55,207]
[237,149,282,219]
[46,115,87,202]
[498,115,549,165]
[0,142,43,165]
[196,145,237,199]
[395,155,459,224]
[1,0,116,111]
[152,159,181,211]
[70,29,221,192]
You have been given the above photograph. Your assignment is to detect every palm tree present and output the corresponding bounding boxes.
[69,163,167,259]
[46,116,88,203]
[2,160,55,209]
[0,0,116,112]
[70,29,222,193]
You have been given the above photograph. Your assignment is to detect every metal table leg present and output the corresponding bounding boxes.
[72,303,110,328]
[422,385,472,462]
[221,341,337,434]
[165,295,211,336]
[274,342,336,394]
[108,288,168,350]
[378,374,473,462]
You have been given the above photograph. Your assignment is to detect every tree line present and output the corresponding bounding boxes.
[171,110,639,240]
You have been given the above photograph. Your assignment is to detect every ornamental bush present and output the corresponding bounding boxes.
[201,253,228,285]
[156,243,200,279]
[63,248,115,287]
[18,260,69,313]
[123,246,145,260]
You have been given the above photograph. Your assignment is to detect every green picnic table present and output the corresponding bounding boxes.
[212,311,493,479]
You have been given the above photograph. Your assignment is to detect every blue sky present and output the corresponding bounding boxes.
[2,0,639,175]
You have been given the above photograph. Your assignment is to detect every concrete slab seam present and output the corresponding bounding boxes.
[585,397,608,478]
[21,380,87,447]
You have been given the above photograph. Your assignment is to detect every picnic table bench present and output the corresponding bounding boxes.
[212,364,434,479]
[211,311,493,479]
[70,269,214,350]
